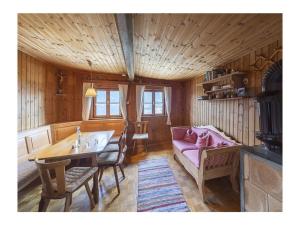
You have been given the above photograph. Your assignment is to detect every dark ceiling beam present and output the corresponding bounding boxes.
[115,14,134,81]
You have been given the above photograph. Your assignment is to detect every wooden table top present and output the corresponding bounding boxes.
[28,130,114,161]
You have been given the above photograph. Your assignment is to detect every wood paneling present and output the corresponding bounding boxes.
[80,120,124,136]
[18,14,282,80]
[18,50,186,151]
[18,51,84,131]
[134,14,281,80]
[51,121,82,144]
[18,51,57,131]
[18,14,126,75]
[185,40,282,146]
[242,152,282,212]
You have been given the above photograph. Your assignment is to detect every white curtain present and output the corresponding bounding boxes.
[164,86,172,125]
[136,85,145,122]
[118,84,128,121]
[82,82,92,121]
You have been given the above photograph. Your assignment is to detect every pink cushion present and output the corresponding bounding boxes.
[172,140,198,152]
[195,134,210,148]
[182,149,200,168]
[171,127,189,140]
[207,130,235,147]
[183,129,197,144]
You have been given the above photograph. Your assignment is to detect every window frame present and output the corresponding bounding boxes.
[92,88,122,119]
[142,89,165,116]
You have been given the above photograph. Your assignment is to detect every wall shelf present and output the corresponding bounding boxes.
[197,96,250,101]
[205,87,233,94]
[202,72,246,85]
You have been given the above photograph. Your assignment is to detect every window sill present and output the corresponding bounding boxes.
[142,115,167,118]
[87,118,124,122]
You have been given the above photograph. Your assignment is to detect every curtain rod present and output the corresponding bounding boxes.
[83,79,173,87]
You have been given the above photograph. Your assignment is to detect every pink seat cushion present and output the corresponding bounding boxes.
[182,149,200,168]
[183,129,197,143]
[172,140,198,152]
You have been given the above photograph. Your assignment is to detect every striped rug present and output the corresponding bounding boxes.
[137,157,190,212]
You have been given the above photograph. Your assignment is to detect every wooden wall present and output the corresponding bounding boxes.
[185,40,282,146]
[18,51,82,131]
[18,51,58,131]
[18,50,186,151]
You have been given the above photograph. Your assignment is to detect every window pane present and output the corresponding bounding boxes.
[144,92,152,103]
[144,103,152,114]
[96,90,106,103]
[155,103,163,114]
[110,103,120,116]
[155,91,163,103]
[96,103,106,116]
[110,91,120,103]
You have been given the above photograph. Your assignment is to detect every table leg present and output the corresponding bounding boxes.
[91,155,99,204]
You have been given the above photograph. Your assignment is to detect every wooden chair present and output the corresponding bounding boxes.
[35,159,98,212]
[97,132,128,195]
[132,121,149,153]
[108,122,128,144]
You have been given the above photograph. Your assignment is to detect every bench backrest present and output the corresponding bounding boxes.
[18,125,52,162]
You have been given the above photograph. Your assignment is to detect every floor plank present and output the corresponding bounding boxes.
[18,149,240,212]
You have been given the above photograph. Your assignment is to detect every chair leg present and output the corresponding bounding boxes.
[113,166,120,195]
[119,164,125,179]
[144,140,148,152]
[38,196,50,212]
[85,182,95,209]
[98,167,104,183]
[133,140,137,154]
[64,193,72,212]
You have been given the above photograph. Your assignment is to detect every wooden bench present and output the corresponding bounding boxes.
[18,125,52,191]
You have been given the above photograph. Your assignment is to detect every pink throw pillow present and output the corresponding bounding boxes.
[183,129,197,143]
[196,134,210,147]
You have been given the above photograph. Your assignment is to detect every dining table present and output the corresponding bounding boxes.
[28,130,115,204]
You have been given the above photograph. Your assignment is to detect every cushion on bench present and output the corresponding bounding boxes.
[182,149,200,168]
[172,140,198,152]
[18,159,39,191]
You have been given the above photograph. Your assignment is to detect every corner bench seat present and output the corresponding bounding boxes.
[18,125,52,191]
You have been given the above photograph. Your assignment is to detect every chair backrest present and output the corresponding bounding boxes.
[35,159,71,197]
[117,132,128,163]
[134,121,149,134]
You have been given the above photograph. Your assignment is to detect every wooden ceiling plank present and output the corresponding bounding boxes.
[18,14,282,80]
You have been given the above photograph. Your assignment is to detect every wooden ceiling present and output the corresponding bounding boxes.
[18,14,126,74]
[18,14,282,80]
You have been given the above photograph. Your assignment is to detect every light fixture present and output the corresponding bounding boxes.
[85,59,97,97]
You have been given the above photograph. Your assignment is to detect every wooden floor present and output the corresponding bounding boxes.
[18,149,240,212]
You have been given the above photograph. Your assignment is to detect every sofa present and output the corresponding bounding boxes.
[171,125,241,202]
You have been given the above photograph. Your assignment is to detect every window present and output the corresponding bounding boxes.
[94,89,121,118]
[143,90,165,116]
